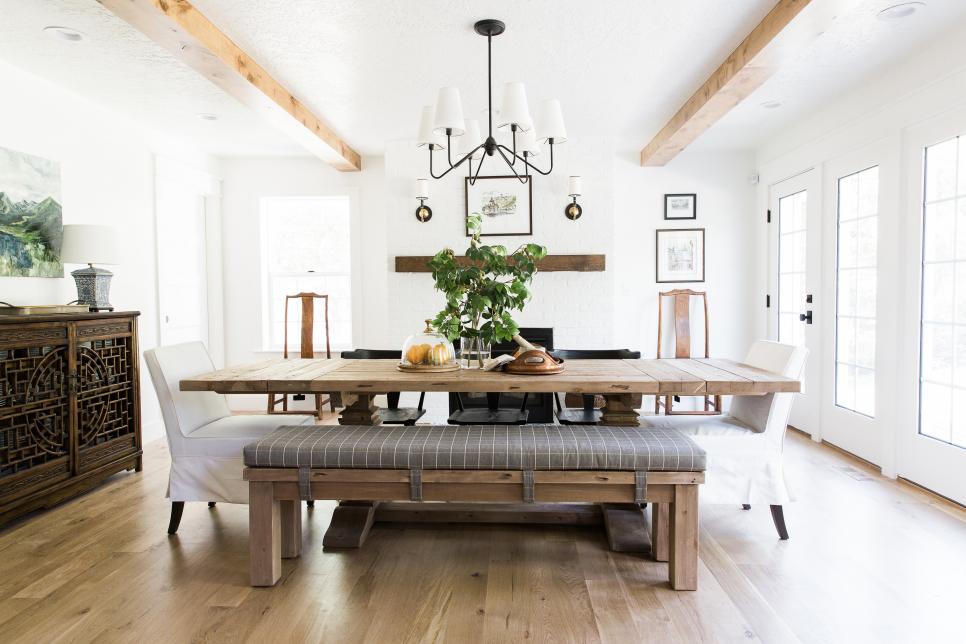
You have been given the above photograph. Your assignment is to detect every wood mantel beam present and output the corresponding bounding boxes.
[640,0,823,167]
[97,0,362,171]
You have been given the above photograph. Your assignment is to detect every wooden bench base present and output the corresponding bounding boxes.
[245,468,703,590]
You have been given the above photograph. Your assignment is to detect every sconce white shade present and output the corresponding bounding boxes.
[462,119,484,159]
[417,106,445,149]
[568,176,582,197]
[433,86,465,136]
[498,82,531,130]
[415,179,429,200]
[518,125,540,157]
[536,99,567,143]
[61,224,120,265]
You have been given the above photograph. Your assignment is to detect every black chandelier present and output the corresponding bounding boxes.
[416,19,567,186]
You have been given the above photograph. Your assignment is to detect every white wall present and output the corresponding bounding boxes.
[0,60,213,442]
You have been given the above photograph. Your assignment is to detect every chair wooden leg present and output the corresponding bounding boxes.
[770,504,789,540]
[741,504,751,510]
[208,501,217,508]
[280,500,302,559]
[668,484,699,591]
[650,502,669,562]
[167,501,185,535]
[249,482,281,586]
[306,500,315,508]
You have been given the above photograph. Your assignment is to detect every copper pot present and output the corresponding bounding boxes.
[504,349,565,375]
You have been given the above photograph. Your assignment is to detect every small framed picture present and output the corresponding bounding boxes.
[656,228,705,283]
[664,193,696,220]
[465,176,533,236]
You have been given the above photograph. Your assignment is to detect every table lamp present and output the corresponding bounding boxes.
[60,224,120,312]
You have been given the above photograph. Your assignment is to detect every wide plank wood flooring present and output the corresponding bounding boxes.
[0,426,963,644]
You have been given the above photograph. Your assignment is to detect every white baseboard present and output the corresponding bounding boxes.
[142,418,164,444]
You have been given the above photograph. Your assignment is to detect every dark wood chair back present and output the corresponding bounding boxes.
[657,289,708,359]
[552,349,641,360]
[284,292,331,359]
[340,349,400,360]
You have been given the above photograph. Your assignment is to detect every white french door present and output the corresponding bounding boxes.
[768,170,822,435]
[898,114,966,504]
[818,141,899,465]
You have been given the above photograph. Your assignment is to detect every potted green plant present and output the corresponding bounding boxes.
[429,214,547,368]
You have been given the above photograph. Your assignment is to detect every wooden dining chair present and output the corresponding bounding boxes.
[551,349,641,425]
[340,350,427,425]
[656,289,721,415]
[267,292,340,419]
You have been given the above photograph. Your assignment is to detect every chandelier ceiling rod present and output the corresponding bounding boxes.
[421,19,564,185]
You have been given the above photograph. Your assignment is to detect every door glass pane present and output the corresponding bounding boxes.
[835,166,878,416]
[920,135,966,448]
[778,190,807,346]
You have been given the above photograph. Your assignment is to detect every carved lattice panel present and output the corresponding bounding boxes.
[0,344,70,477]
[76,337,136,450]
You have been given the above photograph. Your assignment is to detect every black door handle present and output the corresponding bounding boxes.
[799,310,813,324]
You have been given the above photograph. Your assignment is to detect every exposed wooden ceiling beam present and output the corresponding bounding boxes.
[641,0,823,167]
[97,0,361,171]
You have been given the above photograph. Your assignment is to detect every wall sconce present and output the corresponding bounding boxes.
[565,175,582,220]
[415,178,432,222]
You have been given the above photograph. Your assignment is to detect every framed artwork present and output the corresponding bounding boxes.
[656,228,705,283]
[465,175,533,236]
[0,145,63,277]
[664,193,696,220]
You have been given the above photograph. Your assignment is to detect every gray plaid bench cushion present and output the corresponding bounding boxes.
[243,424,705,472]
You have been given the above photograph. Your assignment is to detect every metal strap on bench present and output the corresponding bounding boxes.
[634,470,647,504]
[298,466,311,501]
[410,468,422,501]
[522,470,535,503]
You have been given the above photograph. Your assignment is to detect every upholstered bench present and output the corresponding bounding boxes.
[243,424,706,589]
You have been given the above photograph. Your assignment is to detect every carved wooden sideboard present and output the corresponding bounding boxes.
[0,311,141,525]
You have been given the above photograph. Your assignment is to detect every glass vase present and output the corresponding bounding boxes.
[459,336,492,369]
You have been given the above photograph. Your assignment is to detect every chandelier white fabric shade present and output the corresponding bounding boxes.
[536,99,567,143]
[498,82,531,130]
[433,87,466,136]
[417,106,445,149]
[517,126,540,157]
[462,119,484,159]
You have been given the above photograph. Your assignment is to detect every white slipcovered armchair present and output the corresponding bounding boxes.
[144,342,315,534]
[643,340,808,539]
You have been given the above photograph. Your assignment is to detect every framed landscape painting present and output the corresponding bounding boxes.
[0,145,63,277]
[656,228,705,283]
[465,175,532,236]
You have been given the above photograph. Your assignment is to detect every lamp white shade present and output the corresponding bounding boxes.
[498,82,531,130]
[518,125,540,157]
[415,179,429,200]
[60,224,120,265]
[536,99,567,143]
[417,106,445,149]
[433,86,465,136]
[461,119,484,159]
[568,176,582,196]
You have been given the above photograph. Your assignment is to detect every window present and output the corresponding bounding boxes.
[778,190,807,346]
[260,196,352,352]
[919,135,966,448]
[835,166,878,417]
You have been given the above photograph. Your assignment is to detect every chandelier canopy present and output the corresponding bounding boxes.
[416,19,566,185]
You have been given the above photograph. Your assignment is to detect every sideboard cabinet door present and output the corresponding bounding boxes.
[74,317,141,473]
[0,323,72,505]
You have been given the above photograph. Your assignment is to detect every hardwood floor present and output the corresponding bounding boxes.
[0,426,963,644]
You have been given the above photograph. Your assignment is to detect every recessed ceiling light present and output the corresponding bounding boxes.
[877,2,926,21]
[760,100,783,109]
[43,26,84,42]
[196,113,219,121]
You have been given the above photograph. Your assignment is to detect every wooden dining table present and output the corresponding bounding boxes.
[180,357,800,552]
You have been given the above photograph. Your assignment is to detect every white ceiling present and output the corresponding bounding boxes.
[2,0,966,159]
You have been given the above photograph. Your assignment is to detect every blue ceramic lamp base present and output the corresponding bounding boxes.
[70,264,114,312]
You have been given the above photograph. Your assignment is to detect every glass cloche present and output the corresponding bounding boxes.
[399,320,458,371]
